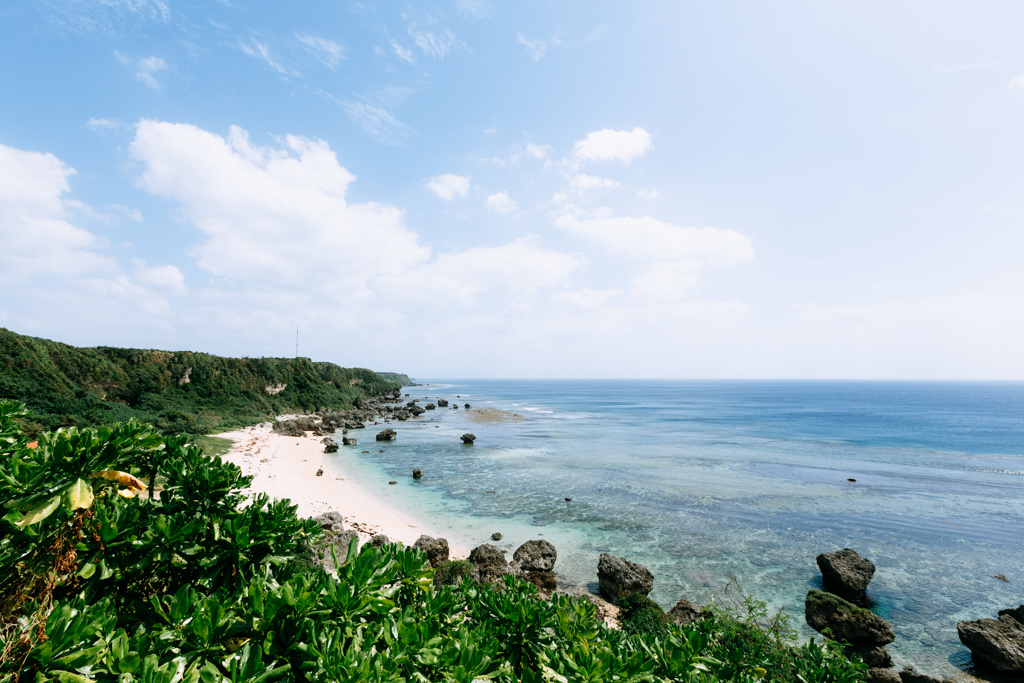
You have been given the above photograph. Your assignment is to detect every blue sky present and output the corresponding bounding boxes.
[2,1,1023,379]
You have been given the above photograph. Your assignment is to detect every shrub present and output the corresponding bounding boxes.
[618,592,669,637]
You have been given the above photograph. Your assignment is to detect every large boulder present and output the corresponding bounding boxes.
[817,548,876,602]
[513,540,557,573]
[469,543,510,585]
[957,614,1024,673]
[999,604,1024,624]
[897,668,942,683]
[597,553,654,604]
[413,535,450,567]
[322,437,339,453]
[272,419,306,437]
[866,669,902,683]
[805,589,895,647]
[313,511,345,531]
[437,398,449,407]
[342,436,358,446]
[376,428,397,441]
[667,598,705,627]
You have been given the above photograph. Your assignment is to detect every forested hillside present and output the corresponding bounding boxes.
[0,328,401,436]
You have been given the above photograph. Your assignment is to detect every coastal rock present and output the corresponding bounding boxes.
[957,614,1024,672]
[464,403,471,409]
[412,468,423,479]
[805,589,895,647]
[867,668,902,683]
[461,433,477,444]
[309,529,358,571]
[409,405,426,416]
[413,535,450,567]
[555,587,612,620]
[491,532,502,541]
[425,403,436,410]
[315,467,324,477]
[898,668,942,683]
[469,543,510,585]
[342,436,358,446]
[597,553,654,604]
[999,604,1024,625]
[524,570,557,595]
[313,511,345,531]
[513,539,557,573]
[369,533,391,548]
[849,645,893,669]
[322,437,339,453]
[437,399,449,407]
[817,548,876,602]
[375,428,397,441]
[667,598,705,626]
[272,419,306,437]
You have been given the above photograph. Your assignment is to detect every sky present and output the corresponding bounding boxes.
[2,1,1024,379]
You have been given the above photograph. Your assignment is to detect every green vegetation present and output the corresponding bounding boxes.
[0,328,401,437]
[375,373,413,386]
[619,593,670,638]
[0,399,867,683]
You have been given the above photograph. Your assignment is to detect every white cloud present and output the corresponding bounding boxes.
[574,127,652,164]
[0,143,113,282]
[455,0,491,18]
[132,259,186,294]
[553,288,621,310]
[517,33,546,61]
[485,191,516,213]
[555,213,754,267]
[239,39,291,76]
[1007,75,1024,90]
[427,173,471,201]
[391,40,414,64]
[526,143,550,159]
[115,51,168,89]
[413,28,458,59]
[343,101,410,143]
[296,34,345,68]
[636,187,660,200]
[129,121,431,294]
[85,117,123,131]
[571,174,621,191]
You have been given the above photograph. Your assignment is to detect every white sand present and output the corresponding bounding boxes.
[217,422,468,555]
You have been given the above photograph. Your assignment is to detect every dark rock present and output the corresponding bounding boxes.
[957,614,1024,672]
[464,403,471,409]
[817,548,876,601]
[437,398,449,407]
[667,598,705,626]
[375,428,397,441]
[805,589,894,647]
[524,570,557,594]
[369,533,391,548]
[898,668,942,683]
[412,468,423,479]
[342,436,358,446]
[461,433,476,444]
[513,540,557,572]
[413,535,450,567]
[469,543,510,584]
[597,553,654,604]
[272,419,306,437]
[452,404,459,409]
[491,532,502,541]
[867,668,902,683]
[425,403,436,410]
[565,497,572,502]
[322,437,339,453]
[848,644,893,669]
[313,511,345,531]
[999,604,1024,625]
[315,467,324,477]
[388,480,397,485]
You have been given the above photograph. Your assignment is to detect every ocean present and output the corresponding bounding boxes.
[324,380,1024,678]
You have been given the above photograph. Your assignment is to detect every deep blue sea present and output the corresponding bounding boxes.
[326,380,1024,678]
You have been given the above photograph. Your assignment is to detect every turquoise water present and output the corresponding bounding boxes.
[325,380,1024,677]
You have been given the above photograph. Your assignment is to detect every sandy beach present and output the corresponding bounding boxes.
[217,421,468,555]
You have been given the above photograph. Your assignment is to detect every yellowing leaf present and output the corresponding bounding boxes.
[14,494,61,527]
[118,489,137,498]
[63,478,95,510]
[89,470,146,491]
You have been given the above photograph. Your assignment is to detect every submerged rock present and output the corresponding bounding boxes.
[412,468,423,479]
[805,589,894,647]
[597,553,654,604]
[342,436,358,446]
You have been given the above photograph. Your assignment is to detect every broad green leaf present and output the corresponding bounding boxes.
[63,478,95,511]
[14,493,61,527]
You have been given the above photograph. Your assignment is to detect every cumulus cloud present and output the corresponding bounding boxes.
[555,213,753,267]
[0,143,113,282]
[427,173,471,201]
[129,121,431,294]
[485,191,516,213]
[574,127,652,164]
[132,259,186,294]
[296,34,345,68]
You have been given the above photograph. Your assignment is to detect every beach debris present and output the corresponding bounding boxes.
[375,428,397,441]
[322,437,339,453]
[805,589,895,669]
[994,574,1009,582]
[491,532,502,541]
[461,433,476,444]
[817,548,876,603]
[315,468,324,477]
[957,611,1024,673]
[597,553,654,604]
[412,468,423,479]
[469,543,510,585]
[414,535,450,567]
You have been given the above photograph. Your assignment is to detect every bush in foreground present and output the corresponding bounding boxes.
[0,399,865,682]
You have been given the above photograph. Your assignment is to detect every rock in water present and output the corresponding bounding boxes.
[412,468,423,479]
[817,548,876,602]
[957,614,1024,673]
[342,436,357,446]
[491,532,502,541]
[469,543,510,585]
[375,428,397,441]
[413,535,450,567]
[805,589,895,647]
[513,540,557,572]
[999,604,1024,624]
[597,553,654,604]
[322,437,339,453]
[461,433,476,444]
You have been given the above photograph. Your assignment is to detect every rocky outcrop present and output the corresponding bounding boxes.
[272,419,306,437]
[375,428,397,441]
[597,553,654,604]
[412,468,423,479]
[413,535,450,567]
[491,532,502,541]
[512,540,557,573]
[817,548,875,602]
[313,511,345,531]
[866,668,902,683]
[322,437,338,453]
[469,543,510,585]
[425,403,436,410]
[957,613,1024,673]
[437,398,449,407]
[461,433,476,444]
[999,604,1024,624]
[667,598,705,627]
[805,589,895,647]
[369,534,391,548]
[897,668,941,683]
[342,436,358,446]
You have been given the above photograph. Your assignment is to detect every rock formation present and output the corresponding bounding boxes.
[469,543,510,585]
[461,433,476,444]
[413,535,450,568]
[957,612,1024,673]
[597,553,654,604]
[322,437,338,453]
[817,548,875,603]
[375,428,397,441]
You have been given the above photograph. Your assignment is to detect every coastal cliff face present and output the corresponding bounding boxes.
[0,327,401,435]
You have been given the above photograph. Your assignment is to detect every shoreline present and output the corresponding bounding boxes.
[217,421,470,556]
